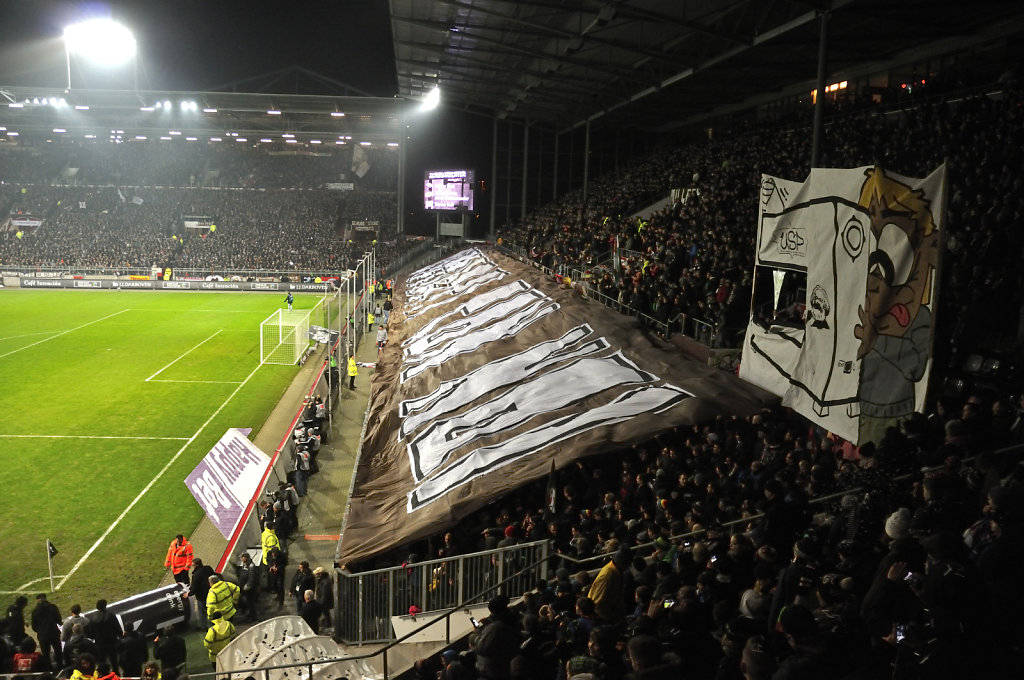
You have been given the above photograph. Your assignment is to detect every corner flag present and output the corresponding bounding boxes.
[47,540,58,557]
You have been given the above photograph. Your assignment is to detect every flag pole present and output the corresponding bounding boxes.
[46,540,55,592]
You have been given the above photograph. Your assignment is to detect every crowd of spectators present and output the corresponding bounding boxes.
[500,85,1024,373]
[0,140,397,190]
[409,394,1024,679]
[0,139,401,273]
[401,85,1024,678]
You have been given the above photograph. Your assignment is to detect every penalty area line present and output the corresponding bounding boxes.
[0,309,130,360]
[146,329,224,382]
[56,360,266,591]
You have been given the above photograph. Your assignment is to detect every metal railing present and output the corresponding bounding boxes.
[186,546,553,680]
[336,539,550,644]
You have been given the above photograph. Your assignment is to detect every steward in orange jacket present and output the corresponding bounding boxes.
[164,535,194,585]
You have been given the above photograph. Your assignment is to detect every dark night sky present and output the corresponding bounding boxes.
[0,0,398,94]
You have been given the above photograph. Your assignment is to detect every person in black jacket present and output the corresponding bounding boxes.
[291,562,316,615]
[85,600,120,670]
[314,567,334,631]
[190,559,215,630]
[116,621,148,678]
[474,596,520,680]
[31,593,62,669]
[154,626,187,674]
[299,590,322,634]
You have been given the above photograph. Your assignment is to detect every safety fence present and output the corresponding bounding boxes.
[335,540,550,645]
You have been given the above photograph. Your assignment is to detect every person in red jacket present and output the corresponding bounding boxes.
[164,535,194,585]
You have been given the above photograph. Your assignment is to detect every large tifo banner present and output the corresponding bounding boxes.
[336,248,775,565]
[740,165,946,446]
[185,428,272,539]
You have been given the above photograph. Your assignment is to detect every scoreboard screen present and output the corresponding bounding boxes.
[424,169,474,211]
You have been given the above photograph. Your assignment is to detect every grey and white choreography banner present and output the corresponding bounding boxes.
[337,249,775,566]
[185,428,272,539]
[740,165,945,445]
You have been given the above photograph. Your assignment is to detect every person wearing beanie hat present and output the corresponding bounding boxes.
[475,595,518,680]
[885,508,912,541]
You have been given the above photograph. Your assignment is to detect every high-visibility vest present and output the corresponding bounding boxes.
[206,581,239,620]
[164,539,193,574]
[203,618,235,661]
[348,358,358,377]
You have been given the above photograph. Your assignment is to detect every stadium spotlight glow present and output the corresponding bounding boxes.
[420,86,440,111]
[64,19,136,65]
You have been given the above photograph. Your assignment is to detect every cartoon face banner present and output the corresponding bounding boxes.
[336,249,776,566]
[740,165,945,445]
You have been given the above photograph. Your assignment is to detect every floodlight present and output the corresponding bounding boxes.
[64,19,136,66]
[331,111,345,117]
[163,100,171,109]
[267,109,281,115]
[75,104,89,110]
[421,86,440,111]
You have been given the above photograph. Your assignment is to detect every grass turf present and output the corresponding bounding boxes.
[0,289,334,608]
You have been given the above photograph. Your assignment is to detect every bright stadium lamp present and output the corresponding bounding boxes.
[420,86,440,111]
[64,19,137,89]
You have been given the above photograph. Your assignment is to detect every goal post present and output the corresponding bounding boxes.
[259,287,343,366]
[260,309,309,365]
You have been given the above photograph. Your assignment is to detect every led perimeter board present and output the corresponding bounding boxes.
[424,169,474,211]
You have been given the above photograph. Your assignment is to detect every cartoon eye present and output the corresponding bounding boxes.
[868,223,913,287]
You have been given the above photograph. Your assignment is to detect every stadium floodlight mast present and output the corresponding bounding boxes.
[63,19,137,90]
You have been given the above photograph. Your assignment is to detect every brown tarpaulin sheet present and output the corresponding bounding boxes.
[336,249,775,566]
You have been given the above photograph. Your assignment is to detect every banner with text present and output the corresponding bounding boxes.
[185,428,270,540]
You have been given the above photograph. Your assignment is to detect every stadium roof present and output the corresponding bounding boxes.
[389,0,1024,132]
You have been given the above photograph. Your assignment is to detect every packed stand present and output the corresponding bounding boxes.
[500,86,1024,367]
[403,389,1023,680]
[0,139,400,273]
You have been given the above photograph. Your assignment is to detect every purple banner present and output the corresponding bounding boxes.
[185,428,271,539]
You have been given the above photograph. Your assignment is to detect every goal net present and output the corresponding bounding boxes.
[259,289,342,365]
[260,309,310,365]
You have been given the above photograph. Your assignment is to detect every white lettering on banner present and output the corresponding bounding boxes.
[405,249,486,293]
[408,385,692,511]
[407,352,656,480]
[162,281,191,289]
[73,280,102,288]
[404,289,548,358]
[403,281,530,347]
[401,298,558,383]
[251,282,279,290]
[184,429,272,539]
[189,470,230,524]
[21,279,62,287]
[406,260,494,303]
[398,325,603,429]
[405,268,509,319]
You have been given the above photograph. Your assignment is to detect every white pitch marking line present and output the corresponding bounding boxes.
[0,331,65,342]
[147,379,243,384]
[0,309,130,360]
[0,575,69,594]
[57,361,265,591]
[0,434,190,441]
[146,329,224,382]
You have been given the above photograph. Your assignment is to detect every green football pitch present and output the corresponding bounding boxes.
[0,289,333,605]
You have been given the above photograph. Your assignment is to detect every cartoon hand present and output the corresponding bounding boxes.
[760,178,776,209]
